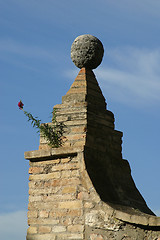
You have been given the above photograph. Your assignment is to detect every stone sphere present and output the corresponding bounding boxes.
[71,34,104,69]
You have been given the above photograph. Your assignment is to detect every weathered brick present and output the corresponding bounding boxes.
[29,181,44,189]
[29,195,42,202]
[71,126,86,133]
[27,234,56,240]
[56,233,84,239]
[28,202,58,210]
[30,159,60,166]
[44,178,80,187]
[28,210,38,218]
[66,134,86,141]
[29,167,43,174]
[72,217,83,225]
[52,225,66,233]
[70,80,87,88]
[39,210,49,218]
[58,200,82,209]
[29,187,60,195]
[60,217,72,226]
[28,218,59,225]
[67,87,86,94]
[39,144,51,150]
[50,209,82,218]
[50,210,68,218]
[67,224,84,233]
[43,194,75,201]
[29,172,61,181]
[51,162,79,172]
[61,158,71,163]
[38,226,51,233]
[27,226,38,234]
[62,186,77,194]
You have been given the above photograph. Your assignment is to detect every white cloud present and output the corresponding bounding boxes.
[95,47,160,107]
[0,39,57,62]
[0,210,27,240]
[0,39,66,72]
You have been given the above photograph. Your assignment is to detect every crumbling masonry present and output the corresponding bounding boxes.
[25,35,160,240]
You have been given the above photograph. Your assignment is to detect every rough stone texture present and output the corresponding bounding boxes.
[25,68,160,239]
[71,35,104,69]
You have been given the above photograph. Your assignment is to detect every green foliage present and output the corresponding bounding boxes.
[23,109,64,148]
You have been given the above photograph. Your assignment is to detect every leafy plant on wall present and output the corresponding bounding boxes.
[18,100,64,148]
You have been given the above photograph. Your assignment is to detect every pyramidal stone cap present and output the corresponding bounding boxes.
[71,34,104,69]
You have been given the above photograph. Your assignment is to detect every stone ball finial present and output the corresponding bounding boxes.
[71,34,104,69]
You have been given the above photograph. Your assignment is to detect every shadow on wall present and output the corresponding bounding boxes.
[84,147,155,216]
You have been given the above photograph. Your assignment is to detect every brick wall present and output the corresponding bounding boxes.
[25,68,160,239]
[27,150,85,240]
[26,147,160,240]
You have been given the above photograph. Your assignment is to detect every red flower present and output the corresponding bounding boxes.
[18,100,24,109]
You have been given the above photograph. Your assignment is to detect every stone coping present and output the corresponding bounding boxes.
[24,146,84,161]
[105,203,160,227]
[114,209,160,227]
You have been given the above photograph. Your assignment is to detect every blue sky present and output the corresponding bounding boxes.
[1,1,160,239]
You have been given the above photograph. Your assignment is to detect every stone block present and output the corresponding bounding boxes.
[52,225,66,233]
[29,195,42,202]
[29,167,43,174]
[50,209,83,217]
[30,159,61,166]
[43,193,75,201]
[67,224,84,232]
[27,226,38,234]
[58,200,82,209]
[71,126,86,133]
[148,216,160,226]
[51,162,79,172]
[62,186,77,194]
[29,172,61,181]
[29,181,44,189]
[28,218,59,225]
[26,234,56,240]
[66,134,86,141]
[38,226,52,233]
[28,202,58,210]
[39,210,49,218]
[56,233,84,239]
[29,187,60,195]
[27,210,38,218]
[61,157,71,163]
[44,177,80,188]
